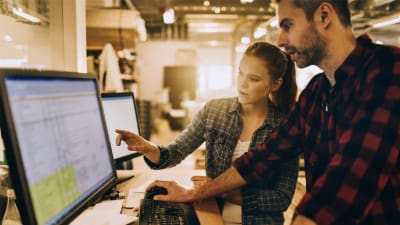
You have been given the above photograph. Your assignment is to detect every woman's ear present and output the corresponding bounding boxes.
[271,78,283,92]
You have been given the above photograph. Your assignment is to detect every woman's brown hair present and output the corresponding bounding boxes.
[245,42,297,113]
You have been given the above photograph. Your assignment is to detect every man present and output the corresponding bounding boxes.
[144,0,400,224]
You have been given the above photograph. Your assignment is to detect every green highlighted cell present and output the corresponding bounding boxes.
[29,166,80,225]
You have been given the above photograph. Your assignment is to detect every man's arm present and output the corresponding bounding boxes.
[147,166,247,202]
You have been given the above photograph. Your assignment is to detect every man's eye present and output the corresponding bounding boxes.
[281,24,290,31]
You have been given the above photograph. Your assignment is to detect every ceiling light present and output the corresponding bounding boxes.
[253,27,267,39]
[240,0,254,3]
[241,36,251,45]
[235,45,247,53]
[209,40,218,47]
[15,44,25,50]
[3,35,13,42]
[373,0,395,7]
[12,7,40,23]
[188,22,234,33]
[203,1,210,6]
[371,15,400,28]
[213,7,221,14]
[163,8,175,24]
[269,17,278,28]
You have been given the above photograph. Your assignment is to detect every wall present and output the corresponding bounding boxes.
[0,15,51,68]
[0,0,86,163]
[0,0,86,72]
[136,41,195,101]
[136,40,236,102]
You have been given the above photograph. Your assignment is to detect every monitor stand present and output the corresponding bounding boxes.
[115,160,133,170]
[95,169,137,204]
[115,160,135,184]
[116,170,136,185]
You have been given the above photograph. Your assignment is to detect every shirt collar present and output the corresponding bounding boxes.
[229,97,241,113]
[229,97,284,128]
[334,34,372,87]
[265,102,285,128]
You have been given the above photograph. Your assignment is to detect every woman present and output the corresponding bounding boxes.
[116,42,299,225]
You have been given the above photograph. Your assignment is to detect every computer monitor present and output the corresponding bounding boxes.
[0,69,117,225]
[101,92,142,166]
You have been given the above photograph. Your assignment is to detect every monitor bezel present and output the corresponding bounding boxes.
[0,69,117,225]
[101,91,143,163]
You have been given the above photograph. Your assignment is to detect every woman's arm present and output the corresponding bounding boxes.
[146,103,209,169]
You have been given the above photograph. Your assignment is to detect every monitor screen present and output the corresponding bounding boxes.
[101,92,142,163]
[0,69,116,225]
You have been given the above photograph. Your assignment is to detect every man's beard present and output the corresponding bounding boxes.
[293,24,326,68]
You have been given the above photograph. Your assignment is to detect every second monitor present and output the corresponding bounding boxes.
[101,92,142,170]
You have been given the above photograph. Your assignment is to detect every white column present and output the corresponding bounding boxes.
[50,0,87,72]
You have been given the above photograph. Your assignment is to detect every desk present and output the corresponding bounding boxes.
[116,156,224,225]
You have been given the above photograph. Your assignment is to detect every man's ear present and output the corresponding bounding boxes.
[321,11,328,22]
[317,2,334,26]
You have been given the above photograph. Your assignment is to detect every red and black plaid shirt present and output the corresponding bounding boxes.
[233,34,400,225]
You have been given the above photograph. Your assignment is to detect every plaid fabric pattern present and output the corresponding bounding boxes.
[233,35,400,225]
[145,97,299,225]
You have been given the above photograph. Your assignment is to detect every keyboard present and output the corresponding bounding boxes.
[138,199,200,225]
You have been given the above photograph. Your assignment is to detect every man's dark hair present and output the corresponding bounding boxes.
[277,0,352,27]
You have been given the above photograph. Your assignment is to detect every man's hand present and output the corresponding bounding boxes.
[146,180,195,202]
[146,167,247,203]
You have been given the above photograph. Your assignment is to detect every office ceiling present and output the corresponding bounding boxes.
[131,0,274,41]
[86,0,400,48]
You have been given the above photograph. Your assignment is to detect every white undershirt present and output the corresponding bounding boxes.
[222,140,250,225]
